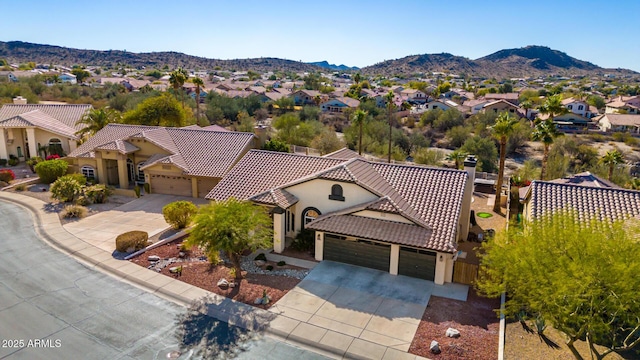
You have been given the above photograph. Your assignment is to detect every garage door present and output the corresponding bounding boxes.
[398,247,436,280]
[150,174,192,197]
[323,236,390,272]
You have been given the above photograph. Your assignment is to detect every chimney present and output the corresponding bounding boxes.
[253,124,268,148]
[463,155,477,185]
[13,96,27,104]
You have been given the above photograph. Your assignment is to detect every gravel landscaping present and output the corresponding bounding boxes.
[129,238,304,309]
[409,289,500,360]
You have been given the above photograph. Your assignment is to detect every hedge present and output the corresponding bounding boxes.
[115,231,149,253]
[34,159,68,184]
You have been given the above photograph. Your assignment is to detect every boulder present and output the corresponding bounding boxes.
[217,278,229,288]
[254,260,266,266]
[446,327,461,338]
[178,252,186,258]
[254,297,263,305]
[169,267,179,273]
[229,282,236,288]
[430,340,441,354]
[148,255,160,262]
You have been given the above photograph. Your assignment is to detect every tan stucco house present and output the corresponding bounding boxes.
[0,103,92,161]
[66,124,258,198]
[208,148,476,284]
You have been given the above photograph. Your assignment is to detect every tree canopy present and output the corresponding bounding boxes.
[476,211,640,359]
[186,198,272,278]
[122,93,190,127]
[76,106,122,138]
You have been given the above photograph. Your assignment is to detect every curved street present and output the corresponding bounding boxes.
[0,200,328,360]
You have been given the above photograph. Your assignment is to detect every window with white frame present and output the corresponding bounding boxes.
[81,165,95,181]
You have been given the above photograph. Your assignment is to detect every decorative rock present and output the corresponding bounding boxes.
[446,327,461,338]
[217,278,229,288]
[229,282,236,288]
[169,267,179,273]
[178,252,186,258]
[254,260,266,266]
[430,340,441,354]
[254,297,263,305]
[148,255,160,262]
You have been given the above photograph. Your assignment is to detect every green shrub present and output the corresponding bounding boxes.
[85,184,112,204]
[0,159,6,166]
[587,133,606,142]
[254,253,267,261]
[75,195,90,206]
[266,265,273,271]
[34,159,68,184]
[143,182,150,194]
[61,204,88,219]
[291,228,315,252]
[162,200,198,229]
[277,261,286,266]
[133,185,141,198]
[115,230,149,252]
[8,158,18,166]
[50,175,84,203]
[624,136,640,147]
[67,173,87,185]
[26,156,43,171]
[14,183,26,191]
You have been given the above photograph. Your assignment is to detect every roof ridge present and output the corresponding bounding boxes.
[533,180,640,195]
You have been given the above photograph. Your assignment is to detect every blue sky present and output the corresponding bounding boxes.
[1,0,639,71]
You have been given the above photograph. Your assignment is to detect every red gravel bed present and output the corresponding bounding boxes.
[129,239,301,309]
[409,289,501,360]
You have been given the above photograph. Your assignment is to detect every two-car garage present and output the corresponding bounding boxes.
[322,235,436,281]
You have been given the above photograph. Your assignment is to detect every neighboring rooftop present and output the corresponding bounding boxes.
[0,104,92,131]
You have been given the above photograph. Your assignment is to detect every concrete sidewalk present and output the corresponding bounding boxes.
[0,192,430,360]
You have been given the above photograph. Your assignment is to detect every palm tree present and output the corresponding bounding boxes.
[352,109,368,155]
[192,77,204,121]
[446,149,468,169]
[491,112,518,213]
[538,94,568,123]
[520,100,533,120]
[384,91,396,163]
[75,107,121,138]
[353,73,361,85]
[169,69,187,109]
[531,118,563,180]
[600,150,624,181]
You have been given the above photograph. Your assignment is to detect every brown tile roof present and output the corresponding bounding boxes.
[333,96,360,108]
[69,124,256,178]
[0,104,91,131]
[0,110,79,139]
[598,114,640,127]
[526,180,640,222]
[251,189,299,208]
[94,139,139,154]
[323,147,363,161]
[306,215,433,248]
[209,152,468,252]
[548,171,619,188]
[208,150,345,201]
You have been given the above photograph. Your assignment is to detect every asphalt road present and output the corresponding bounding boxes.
[0,200,328,360]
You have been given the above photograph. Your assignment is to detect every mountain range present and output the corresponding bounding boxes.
[0,41,636,79]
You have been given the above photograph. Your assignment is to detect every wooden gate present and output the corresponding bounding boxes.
[453,261,479,285]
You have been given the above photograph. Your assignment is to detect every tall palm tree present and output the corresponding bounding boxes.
[531,118,562,180]
[600,150,624,181]
[352,109,368,155]
[169,69,187,109]
[384,91,396,163]
[75,107,121,138]
[491,112,518,213]
[538,94,568,123]
[192,77,204,121]
[520,100,533,120]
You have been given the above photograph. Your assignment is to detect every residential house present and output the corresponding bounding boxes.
[605,96,640,114]
[463,99,490,115]
[320,97,360,113]
[518,171,618,202]
[58,73,77,84]
[207,150,476,285]
[426,99,458,112]
[540,112,595,131]
[0,103,92,161]
[290,89,321,106]
[596,113,640,133]
[400,89,428,104]
[0,70,40,82]
[521,179,640,224]
[66,124,257,198]
[562,97,596,118]
[482,99,524,117]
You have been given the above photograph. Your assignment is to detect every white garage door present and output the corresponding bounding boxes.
[150,174,192,197]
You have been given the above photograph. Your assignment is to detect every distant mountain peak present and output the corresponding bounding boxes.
[308,61,359,71]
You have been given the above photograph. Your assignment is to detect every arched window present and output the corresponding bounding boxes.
[578,105,584,110]
[81,165,95,181]
[329,184,345,201]
[302,207,321,228]
[567,105,573,110]
[126,158,135,182]
[48,138,63,156]
[137,161,146,182]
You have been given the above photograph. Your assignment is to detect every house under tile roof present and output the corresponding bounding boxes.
[209,150,468,252]
[524,180,640,222]
[68,124,256,178]
[0,104,92,131]
[0,110,80,139]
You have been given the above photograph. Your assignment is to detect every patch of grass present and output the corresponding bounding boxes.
[477,212,493,218]
[14,184,26,191]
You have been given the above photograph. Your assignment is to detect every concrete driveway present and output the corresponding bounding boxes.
[63,194,208,252]
[269,261,468,357]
